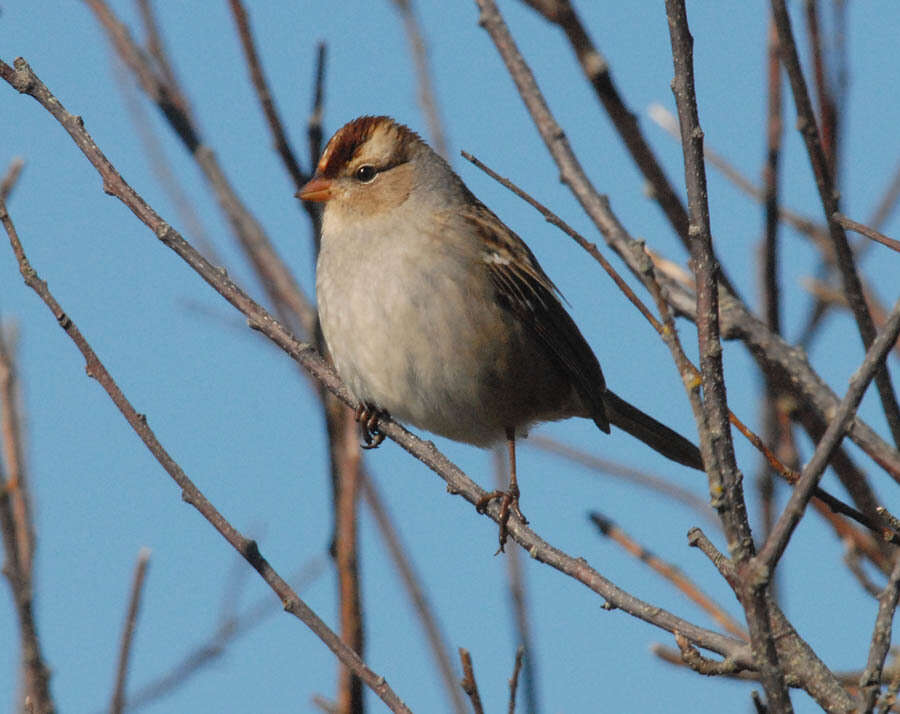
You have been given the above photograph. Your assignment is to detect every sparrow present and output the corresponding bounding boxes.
[298,116,702,549]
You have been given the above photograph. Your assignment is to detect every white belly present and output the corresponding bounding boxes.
[316,216,579,445]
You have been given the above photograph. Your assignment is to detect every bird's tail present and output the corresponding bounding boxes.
[604,390,704,470]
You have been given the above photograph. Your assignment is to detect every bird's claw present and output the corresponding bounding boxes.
[476,483,527,553]
[355,403,387,449]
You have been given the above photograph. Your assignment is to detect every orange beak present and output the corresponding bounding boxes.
[296,175,334,202]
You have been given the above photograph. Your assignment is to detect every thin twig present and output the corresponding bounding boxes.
[110,548,151,714]
[0,300,54,714]
[459,649,485,714]
[517,0,748,296]
[833,213,900,254]
[647,103,830,253]
[507,646,525,714]
[590,513,747,640]
[859,556,900,713]
[334,408,365,714]
[1,157,25,201]
[673,631,742,676]
[869,163,900,232]
[687,527,855,711]
[527,433,716,527]
[844,542,885,599]
[0,322,34,582]
[758,17,786,548]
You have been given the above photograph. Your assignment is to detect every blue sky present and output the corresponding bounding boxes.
[2,2,899,712]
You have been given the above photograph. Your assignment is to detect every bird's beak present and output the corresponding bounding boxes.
[296,175,334,202]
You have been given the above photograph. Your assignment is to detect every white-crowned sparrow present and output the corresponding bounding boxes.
[299,116,702,547]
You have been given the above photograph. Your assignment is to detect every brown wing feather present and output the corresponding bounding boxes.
[461,201,610,432]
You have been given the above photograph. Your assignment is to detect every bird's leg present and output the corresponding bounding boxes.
[355,402,387,449]
[476,427,528,552]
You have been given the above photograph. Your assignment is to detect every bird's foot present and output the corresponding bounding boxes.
[476,483,528,553]
[355,403,387,449]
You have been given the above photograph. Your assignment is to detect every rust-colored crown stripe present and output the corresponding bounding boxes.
[316,116,423,178]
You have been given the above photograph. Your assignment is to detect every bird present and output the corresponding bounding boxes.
[298,115,703,550]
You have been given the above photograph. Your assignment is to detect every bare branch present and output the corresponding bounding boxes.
[0,158,25,201]
[859,556,900,713]
[458,649,485,714]
[507,646,525,714]
[0,296,54,714]
[110,548,151,714]
[833,213,900,255]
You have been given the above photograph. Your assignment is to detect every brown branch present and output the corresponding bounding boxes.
[674,631,743,676]
[0,53,755,670]
[590,513,747,640]
[770,0,900,446]
[859,556,900,712]
[110,548,151,714]
[803,0,838,176]
[0,187,412,714]
[833,213,900,255]
[335,408,365,714]
[458,649,485,714]
[0,302,54,714]
[507,646,525,714]
[135,0,193,124]
[844,542,885,599]
[518,0,743,299]
[758,17,786,546]
[1,157,25,201]
[0,322,34,583]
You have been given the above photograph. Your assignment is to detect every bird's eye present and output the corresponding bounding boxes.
[355,165,377,183]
